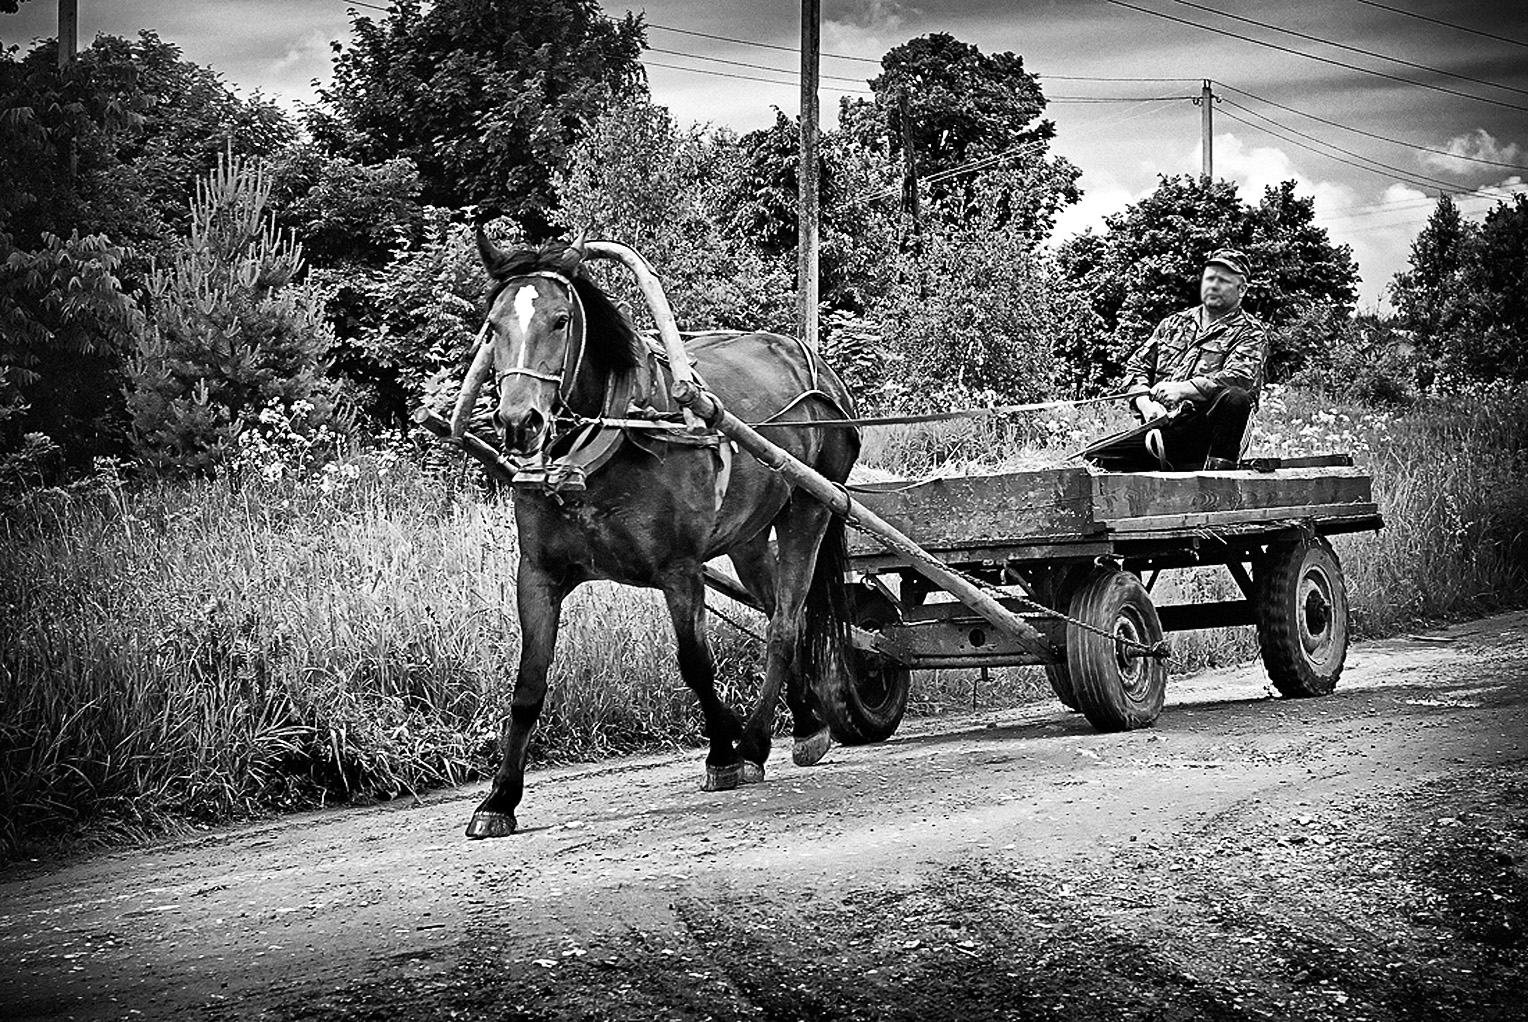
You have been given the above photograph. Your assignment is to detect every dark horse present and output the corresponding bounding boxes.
[451,232,860,837]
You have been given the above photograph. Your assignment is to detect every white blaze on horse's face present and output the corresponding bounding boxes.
[491,276,575,454]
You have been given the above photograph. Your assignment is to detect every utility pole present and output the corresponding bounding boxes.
[57,0,78,68]
[1196,78,1214,182]
[797,0,820,351]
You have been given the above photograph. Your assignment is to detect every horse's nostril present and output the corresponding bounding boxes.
[501,407,545,451]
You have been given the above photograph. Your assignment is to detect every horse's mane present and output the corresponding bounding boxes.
[485,241,643,376]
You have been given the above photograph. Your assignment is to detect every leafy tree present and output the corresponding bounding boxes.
[310,0,646,236]
[555,95,794,332]
[838,32,1080,229]
[0,231,147,471]
[1441,194,1528,383]
[1391,195,1469,375]
[1,32,294,253]
[128,152,340,476]
[875,171,1076,409]
[1056,175,1358,388]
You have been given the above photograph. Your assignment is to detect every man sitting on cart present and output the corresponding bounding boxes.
[1085,248,1269,472]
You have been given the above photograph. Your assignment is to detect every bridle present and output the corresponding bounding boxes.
[486,270,589,410]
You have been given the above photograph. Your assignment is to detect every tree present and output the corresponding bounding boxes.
[0,32,294,254]
[0,231,146,471]
[838,32,1080,228]
[128,152,340,476]
[1439,194,1528,383]
[555,95,794,332]
[310,0,646,237]
[1391,195,1469,383]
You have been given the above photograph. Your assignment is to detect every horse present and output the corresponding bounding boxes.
[449,231,860,838]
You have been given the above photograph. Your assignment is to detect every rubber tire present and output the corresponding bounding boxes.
[1066,568,1168,732]
[1256,536,1348,697]
[1045,664,1081,712]
[823,591,912,746]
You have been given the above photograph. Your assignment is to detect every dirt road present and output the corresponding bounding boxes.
[4,613,1526,1021]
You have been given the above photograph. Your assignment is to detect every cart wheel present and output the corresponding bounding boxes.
[1256,536,1348,697]
[1066,568,1167,732]
[1044,664,1080,712]
[821,590,911,746]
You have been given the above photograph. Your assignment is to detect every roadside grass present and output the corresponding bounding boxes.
[3,385,1525,855]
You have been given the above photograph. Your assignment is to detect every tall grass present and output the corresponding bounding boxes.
[3,386,1525,855]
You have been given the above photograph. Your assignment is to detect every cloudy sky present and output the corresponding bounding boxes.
[5,0,1527,311]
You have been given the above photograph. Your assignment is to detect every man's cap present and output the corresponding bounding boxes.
[1205,248,1250,279]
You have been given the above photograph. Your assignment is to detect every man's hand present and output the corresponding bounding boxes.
[1149,380,1200,406]
[1133,395,1170,421]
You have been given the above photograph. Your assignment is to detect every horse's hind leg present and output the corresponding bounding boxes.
[662,570,745,791]
[466,563,567,838]
[738,498,834,776]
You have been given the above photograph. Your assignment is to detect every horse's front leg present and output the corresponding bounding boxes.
[662,571,745,791]
[466,561,567,838]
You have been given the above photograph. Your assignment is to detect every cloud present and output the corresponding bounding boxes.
[1419,129,1526,177]
[269,28,329,77]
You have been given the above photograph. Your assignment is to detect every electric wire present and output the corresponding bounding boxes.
[1217,106,1498,198]
[1219,99,1485,192]
[1165,0,1528,98]
[1217,83,1528,174]
[648,22,882,64]
[646,46,870,86]
[1349,0,1528,50]
[641,59,872,95]
[1103,0,1528,113]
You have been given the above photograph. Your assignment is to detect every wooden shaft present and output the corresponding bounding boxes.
[673,380,1059,663]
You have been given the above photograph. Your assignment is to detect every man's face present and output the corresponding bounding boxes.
[1201,265,1246,312]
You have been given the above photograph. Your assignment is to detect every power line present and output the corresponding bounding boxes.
[1218,107,1447,194]
[1349,0,1528,50]
[1166,0,1528,98]
[1217,83,1528,174]
[1219,99,1495,192]
[1102,0,1528,114]
[1042,73,1200,82]
[1048,95,1195,103]
[648,23,880,64]
[642,59,871,96]
[647,46,869,86]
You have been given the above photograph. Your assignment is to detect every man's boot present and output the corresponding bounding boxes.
[1202,456,1238,470]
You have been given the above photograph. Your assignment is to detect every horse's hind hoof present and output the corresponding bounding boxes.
[792,727,832,767]
[702,763,743,791]
[742,760,765,784]
[465,811,518,838]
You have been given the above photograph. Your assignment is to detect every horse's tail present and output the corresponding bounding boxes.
[800,512,852,700]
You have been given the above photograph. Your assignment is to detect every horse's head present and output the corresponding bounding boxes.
[452,229,641,455]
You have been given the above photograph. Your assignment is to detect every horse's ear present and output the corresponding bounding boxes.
[555,228,589,275]
[476,222,511,278]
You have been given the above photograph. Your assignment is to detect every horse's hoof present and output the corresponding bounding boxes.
[465,811,518,838]
[742,760,765,784]
[792,727,832,767]
[702,762,743,791]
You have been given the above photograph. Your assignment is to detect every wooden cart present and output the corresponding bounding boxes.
[803,456,1383,739]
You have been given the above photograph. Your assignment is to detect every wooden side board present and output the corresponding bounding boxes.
[846,463,1377,559]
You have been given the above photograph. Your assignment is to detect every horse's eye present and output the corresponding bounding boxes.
[552,313,570,330]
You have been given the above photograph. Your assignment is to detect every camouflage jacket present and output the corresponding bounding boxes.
[1123,305,1269,404]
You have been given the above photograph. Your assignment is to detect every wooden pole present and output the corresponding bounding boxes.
[57,0,77,68]
[1200,78,1213,182]
[797,0,821,351]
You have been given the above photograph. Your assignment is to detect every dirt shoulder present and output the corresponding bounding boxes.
[4,613,1526,1021]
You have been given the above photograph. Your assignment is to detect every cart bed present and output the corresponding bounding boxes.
[846,455,1381,571]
